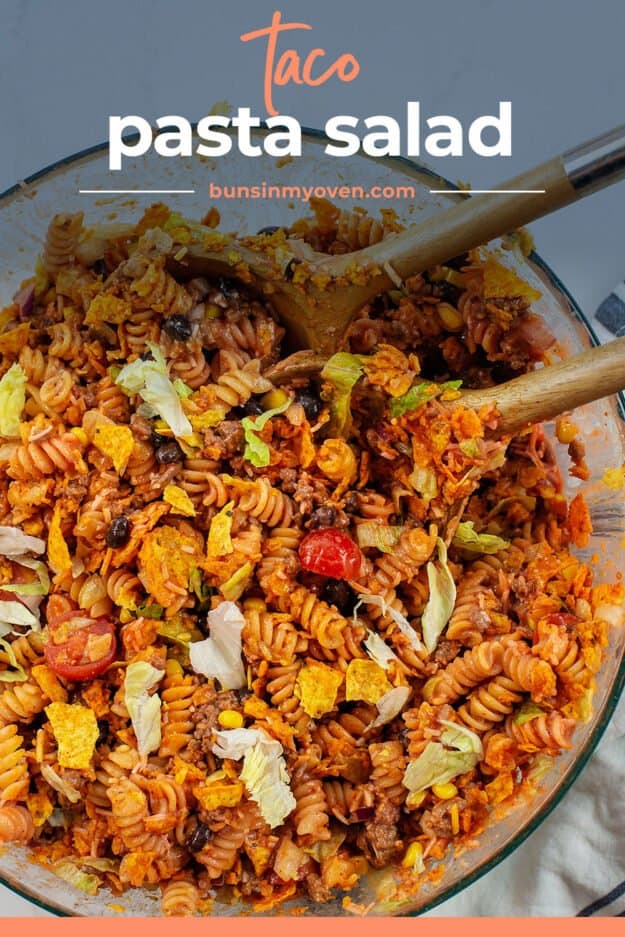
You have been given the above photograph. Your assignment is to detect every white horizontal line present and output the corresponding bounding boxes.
[79,189,196,194]
[431,189,546,194]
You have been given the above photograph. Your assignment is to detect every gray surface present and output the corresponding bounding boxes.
[0,0,624,916]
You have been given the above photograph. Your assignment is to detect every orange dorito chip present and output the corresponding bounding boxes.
[0,323,30,354]
[93,424,134,475]
[193,779,244,811]
[163,484,196,517]
[295,662,343,719]
[31,664,68,703]
[47,502,72,574]
[85,294,133,325]
[482,255,541,302]
[109,502,170,568]
[45,702,99,770]
[345,659,392,704]
[206,500,234,557]
[138,525,202,608]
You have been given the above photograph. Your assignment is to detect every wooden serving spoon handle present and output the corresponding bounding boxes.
[461,337,625,435]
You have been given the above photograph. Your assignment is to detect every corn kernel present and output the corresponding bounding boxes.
[437,302,464,331]
[421,676,439,702]
[261,388,289,411]
[556,418,578,445]
[402,841,424,871]
[449,802,460,835]
[218,709,244,729]
[243,597,267,612]
[70,427,88,445]
[406,790,427,809]
[432,782,457,800]
[205,304,222,319]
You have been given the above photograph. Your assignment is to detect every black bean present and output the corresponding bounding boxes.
[257,225,283,235]
[295,389,322,422]
[284,259,299,280]
[241,397,264,417]
[91,258,108,278]
[155,441,183,464]
[433,280,462,305]
[447,252,469,270]
[163,314,192,342]
[217,277,239,298]
[343,492,360,514]
[150,429,171,448]
[186,823,212,853]
[105,516,130,548]
[323,580,356,615]
[96,719,110,746]
[309,505,337,529]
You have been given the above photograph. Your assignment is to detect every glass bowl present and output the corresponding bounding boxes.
[0,131,624,917]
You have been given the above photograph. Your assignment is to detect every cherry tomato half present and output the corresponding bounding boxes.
[299,528,363,580]
[44,611,117,681]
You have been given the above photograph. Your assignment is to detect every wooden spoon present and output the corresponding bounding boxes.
[170,124,625,361]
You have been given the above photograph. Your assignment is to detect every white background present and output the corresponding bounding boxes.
[0,0,624,916]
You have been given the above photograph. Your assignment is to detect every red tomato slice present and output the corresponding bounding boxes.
[44,612,117,681]
[299,528,363,580]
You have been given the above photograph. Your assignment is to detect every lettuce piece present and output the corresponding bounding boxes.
[2,557,50,597]
[371,685,411,728]
[514,702,545,726]
[124,661,164,757]
[0,636,27,682]
[321,352,367,437]
[172,378,193,398]
[407,465,438,503]
[115,342,192,438]
[220,561,252,602]
[402,720,482,795]
[212,727,296,829]
[356,523,403,554]
[363,629,400,671]
[452,521,509,555]
[40,763,81,804]
[157,615,202,647]
[0,363,26,438]
[136,600,164,619]
[0,599,38,633]
[389,380,462,419]
[242,398,291,468]
[0,525,45,556]
[355,593,424,653]
[189,600,246,690]
[53,859,100,896]
[421,538,456,654]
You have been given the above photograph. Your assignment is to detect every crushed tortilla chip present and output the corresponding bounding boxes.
[85,294,133,325]
[27,791,54,827]
[163,484,196,517]
[602,466,625,491]
[45,702,99,770]
[482,255,541,302]
[109,502,170,568]
[138,525,202,608]
[296,422,316,469]
[568,492,593,549]
[172,756,204,785]
[187,409,227,431]
[207,500,234,557]
[47,502,72,574]
[295,662,343,718]
[193,778,244,811]
[0,323,30,354]
[31,664,68,703]
[345,659,392,704]
[93,424,134,474]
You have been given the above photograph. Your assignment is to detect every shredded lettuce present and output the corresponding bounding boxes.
[172,378,193,398]
[321,352,367,437]
[0,363,26,438]
[371,685,411,728]
[356,523,403,554]
[115,342,192,438]
[242,399,291,467]
[189,601,246,690]
[407,465,438,503]
[355,593,424,653]
[452,521,509,555]
[2,557,50,597]
[389,380,462,419]
[40,763,81,803]
[53,859,100,896]
[0,525,45,556]
[363,629,400,671]
[421,538,456,654]
[220,561,252,602]
[402,720,483,794]
[514,702,545,726]
[124,661,164,757]
[0,636,27,682]
[213,728,296,829]
[135,600,164,619]
[157,615,202,647]
[0,599,39,634]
